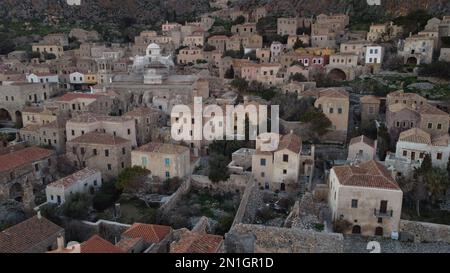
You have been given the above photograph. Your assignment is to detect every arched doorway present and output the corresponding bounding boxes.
[0,108,12,122]
[406,57,417,65]
[352,225,361,234]
[9,183,24,203]
[15,111,23,128]
[375,226,383,236]
[280,183,286,191]
[328,68,347,81]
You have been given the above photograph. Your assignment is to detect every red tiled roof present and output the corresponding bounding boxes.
[136,142,189,155]
[170,231,223,253]
[0,216,64,253]
[277,133,301,153]
[69,132,130,146]
[349,135,375,147]
[56,92,101,102]
[332,160,400,190]
[0,147,54,173]
[122,223,171,244]
[80,235,124,253]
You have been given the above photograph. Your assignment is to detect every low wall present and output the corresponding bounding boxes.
[191,174,248,194]
[158,178,191,216]
[226,223,344,253]
[399,220,450,243]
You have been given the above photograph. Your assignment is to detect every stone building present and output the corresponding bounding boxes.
[66,132,132,182]
[32,43,64,59]
[55,92,121,118]
[360,95,381,125]
[399,35,435,65]
[0,147,57,208]
[45,167,102,205]
[347,135,377,162]
[277,17,311,36]
[66,113,137,147]
[314,88,350,133]
[207,35,229,52]
[20,118,68,154]
[118,223,173,253]
[177,47,204,65]
[0,215,64,253]
[0,83,59,125]
[367,22,403,42]
[385,128,450,178]
[132,142,191,180]
[124,107,165,146]
[251,132,315,192]
[386,91,449,140]
[328,161,403,237]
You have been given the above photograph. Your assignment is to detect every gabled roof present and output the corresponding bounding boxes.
[0,216,64,253]
[122,223,171,244]
[399,128,431,144]
[0,147,54,173]
[69,132,130,146]
[332,160,400,190]
[349,135,375,147]
[277,133,302,153]
[135,142,189,155]
[80,235,123,253]
[170,231,223,253]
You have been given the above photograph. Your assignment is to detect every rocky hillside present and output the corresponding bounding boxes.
[237,0,450,17]
[0,0,212,25]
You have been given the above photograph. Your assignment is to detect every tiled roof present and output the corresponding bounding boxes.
[80,235,123,253]
[0,147,54,173]
[56,92,101,102]
[333,161,400,190]
[170,231,223,253]
[0,216,64,253]
[399,128,431,144]
[47,168,99,189]
[68,113,133,123]
[121,223,171,244]
[115,237,143,252]
[20,124,41,132]
[277,133,302,153]
[360,95,380,104]
[136,142,189,155]
[349,135,375,147]
[318,87,349,99]
[69,132,130,146]
[124,107,160,117]
[22,106,44,113]
[417,103,449,116]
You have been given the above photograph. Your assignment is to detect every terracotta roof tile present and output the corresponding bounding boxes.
[69,132,130,146]
[136,142,189,155]
[170,231,223,253]
[122,223,171,244]
[0,216,64,253]
[332,160,400,190]
[349,135,375,147]
[47,168,99,189]
[0,147,54,173]
[80,235,123,253]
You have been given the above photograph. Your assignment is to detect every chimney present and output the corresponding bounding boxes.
[57,235,65,250]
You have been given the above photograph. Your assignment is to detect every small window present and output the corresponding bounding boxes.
[428,123,433,129]
[260,158,266,166]
[107,164,112,170]
[403,150,407,157]
[351,199,358,208]
[437,153,443,160]
[283,169,287,174]
[283,154,289,162]
[105,150,109,157]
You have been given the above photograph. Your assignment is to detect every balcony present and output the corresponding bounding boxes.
[374,209,393,218]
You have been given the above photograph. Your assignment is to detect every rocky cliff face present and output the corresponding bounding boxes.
[237,0,450,17]
[0,0,212,24]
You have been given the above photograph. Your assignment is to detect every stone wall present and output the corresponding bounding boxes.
[399,220,450,243]
[78,219,131,243]
[225,223,344,253]
[158,178,191,217]
[191,174,248,194]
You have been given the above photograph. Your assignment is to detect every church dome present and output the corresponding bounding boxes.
[147,43,160,50]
